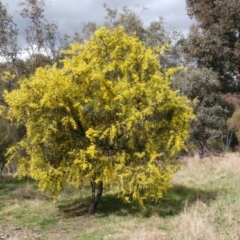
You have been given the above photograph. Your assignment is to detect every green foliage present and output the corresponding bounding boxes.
[0,119,13,176]
[4,27,193,206]
[0,0,18,62]
[173,67,232,154]
[185,0,240,92]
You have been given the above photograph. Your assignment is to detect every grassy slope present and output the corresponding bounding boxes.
[1,152,240,240]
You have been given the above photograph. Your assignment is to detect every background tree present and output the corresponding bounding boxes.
[185,0,240,92]
[4,27,193,214]
[0,0,63,175]
[173,67,233,155]
[0,1,19,64]
[225,94,240,149]
[18,0,63,73]
[0,119,14,177]
[0,0,20,88]
[0,2,20,175]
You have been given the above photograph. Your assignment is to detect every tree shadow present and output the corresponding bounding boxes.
[57,184,220,218]
[0,177,50,201]
[0,178,221,218]
[152,184,218,217]
[0,177,31,196]
[57,197,91,217]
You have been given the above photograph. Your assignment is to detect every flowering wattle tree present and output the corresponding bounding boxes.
[4,27,193,214]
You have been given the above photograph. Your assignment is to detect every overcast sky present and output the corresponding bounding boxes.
[3,0,194,42]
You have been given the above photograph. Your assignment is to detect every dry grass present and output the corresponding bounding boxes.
[217,152,240,174]
[116,228,166,240]
[105,216,166,240]
[168,152,240,240]
[173,152,240,187]
[1,152,240,239]
[170,200,218,240]
[0,225,40,240]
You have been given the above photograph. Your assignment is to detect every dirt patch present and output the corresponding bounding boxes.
[0,225,40,240]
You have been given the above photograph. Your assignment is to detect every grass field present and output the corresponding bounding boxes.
[1,152,240,239]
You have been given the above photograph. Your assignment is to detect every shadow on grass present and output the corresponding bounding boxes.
[0,177,30,197]
[57,184,220,218]
[0,178,220,218]
[0,177,49,200]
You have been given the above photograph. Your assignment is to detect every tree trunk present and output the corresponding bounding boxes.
[86,181,103,215]
[0,161,5,178]
[199,136,209,158]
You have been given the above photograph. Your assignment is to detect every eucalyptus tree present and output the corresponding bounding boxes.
[173,67,233,155]
[185,0,240,92]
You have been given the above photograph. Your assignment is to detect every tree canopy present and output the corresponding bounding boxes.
[4,28,193,213]
[185,0,240,92]
[173,67,232,155]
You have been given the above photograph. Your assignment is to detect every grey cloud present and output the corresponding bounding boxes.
[2,0,194,47]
